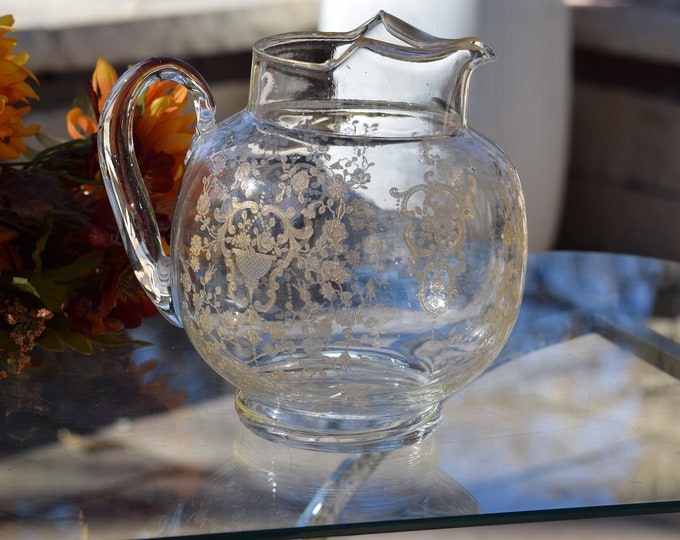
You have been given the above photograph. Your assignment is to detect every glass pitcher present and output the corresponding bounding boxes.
[98,11,527,451]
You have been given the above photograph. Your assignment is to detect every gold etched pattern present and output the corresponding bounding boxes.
[390,181,470,315]
[178,126,521,392]
[182,138,392,370]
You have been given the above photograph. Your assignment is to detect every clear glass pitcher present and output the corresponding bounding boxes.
[97,11,527,451]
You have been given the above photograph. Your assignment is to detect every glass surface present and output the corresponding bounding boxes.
[0,251,679,538]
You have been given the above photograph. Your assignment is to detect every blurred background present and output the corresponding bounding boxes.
[7,0,680,259]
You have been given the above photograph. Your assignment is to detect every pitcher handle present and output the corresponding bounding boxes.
[97,57,216,326]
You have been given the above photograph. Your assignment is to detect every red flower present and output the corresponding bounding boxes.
[97,247,158,329]
[0,229,21,275]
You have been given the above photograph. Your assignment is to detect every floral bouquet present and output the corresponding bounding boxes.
[0,15,195,379]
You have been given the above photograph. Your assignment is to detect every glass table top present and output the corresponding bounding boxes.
[1,251,679,538]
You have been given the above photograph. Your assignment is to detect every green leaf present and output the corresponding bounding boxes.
[30,137,102,186]
[72,87,96,121]
[21,274,68,312]
[59,331,93,355]
[44,251,104,282]
[88,334,150,348]
[37,328,148,355]
[11,276,41,299]
[35,131,69,149]
[36,327,66,352]
[31,219,52,272]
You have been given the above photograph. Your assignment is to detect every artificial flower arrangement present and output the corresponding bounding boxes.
[0,15,195,379]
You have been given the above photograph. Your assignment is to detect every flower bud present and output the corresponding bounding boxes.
[86,224,114,248]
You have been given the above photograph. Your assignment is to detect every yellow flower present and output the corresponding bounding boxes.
[0,15,39,159]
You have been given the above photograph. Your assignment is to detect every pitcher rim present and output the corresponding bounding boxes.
[252,10,495,70]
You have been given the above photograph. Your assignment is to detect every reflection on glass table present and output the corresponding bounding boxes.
[0,251,679,539]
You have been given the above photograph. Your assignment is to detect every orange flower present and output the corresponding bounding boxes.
[136,80,194,181]
[67,58,194,212]
[0,99,38,159]
[0,15,39,159]
[66,57,116,139]
[66,108,97,140]
[134,80,194,219]
[91,56,117,118]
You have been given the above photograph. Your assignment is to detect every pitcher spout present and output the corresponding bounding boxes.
[368,11,496,127]
[360,11,494,61]
[251,11,495,129]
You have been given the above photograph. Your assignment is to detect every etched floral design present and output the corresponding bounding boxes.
[178,127,487,380]
[389,183,470,315]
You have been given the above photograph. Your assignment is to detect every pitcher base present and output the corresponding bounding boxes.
[234,390,442,453]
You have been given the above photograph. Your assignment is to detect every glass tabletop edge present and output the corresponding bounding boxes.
[154,500,680,540]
